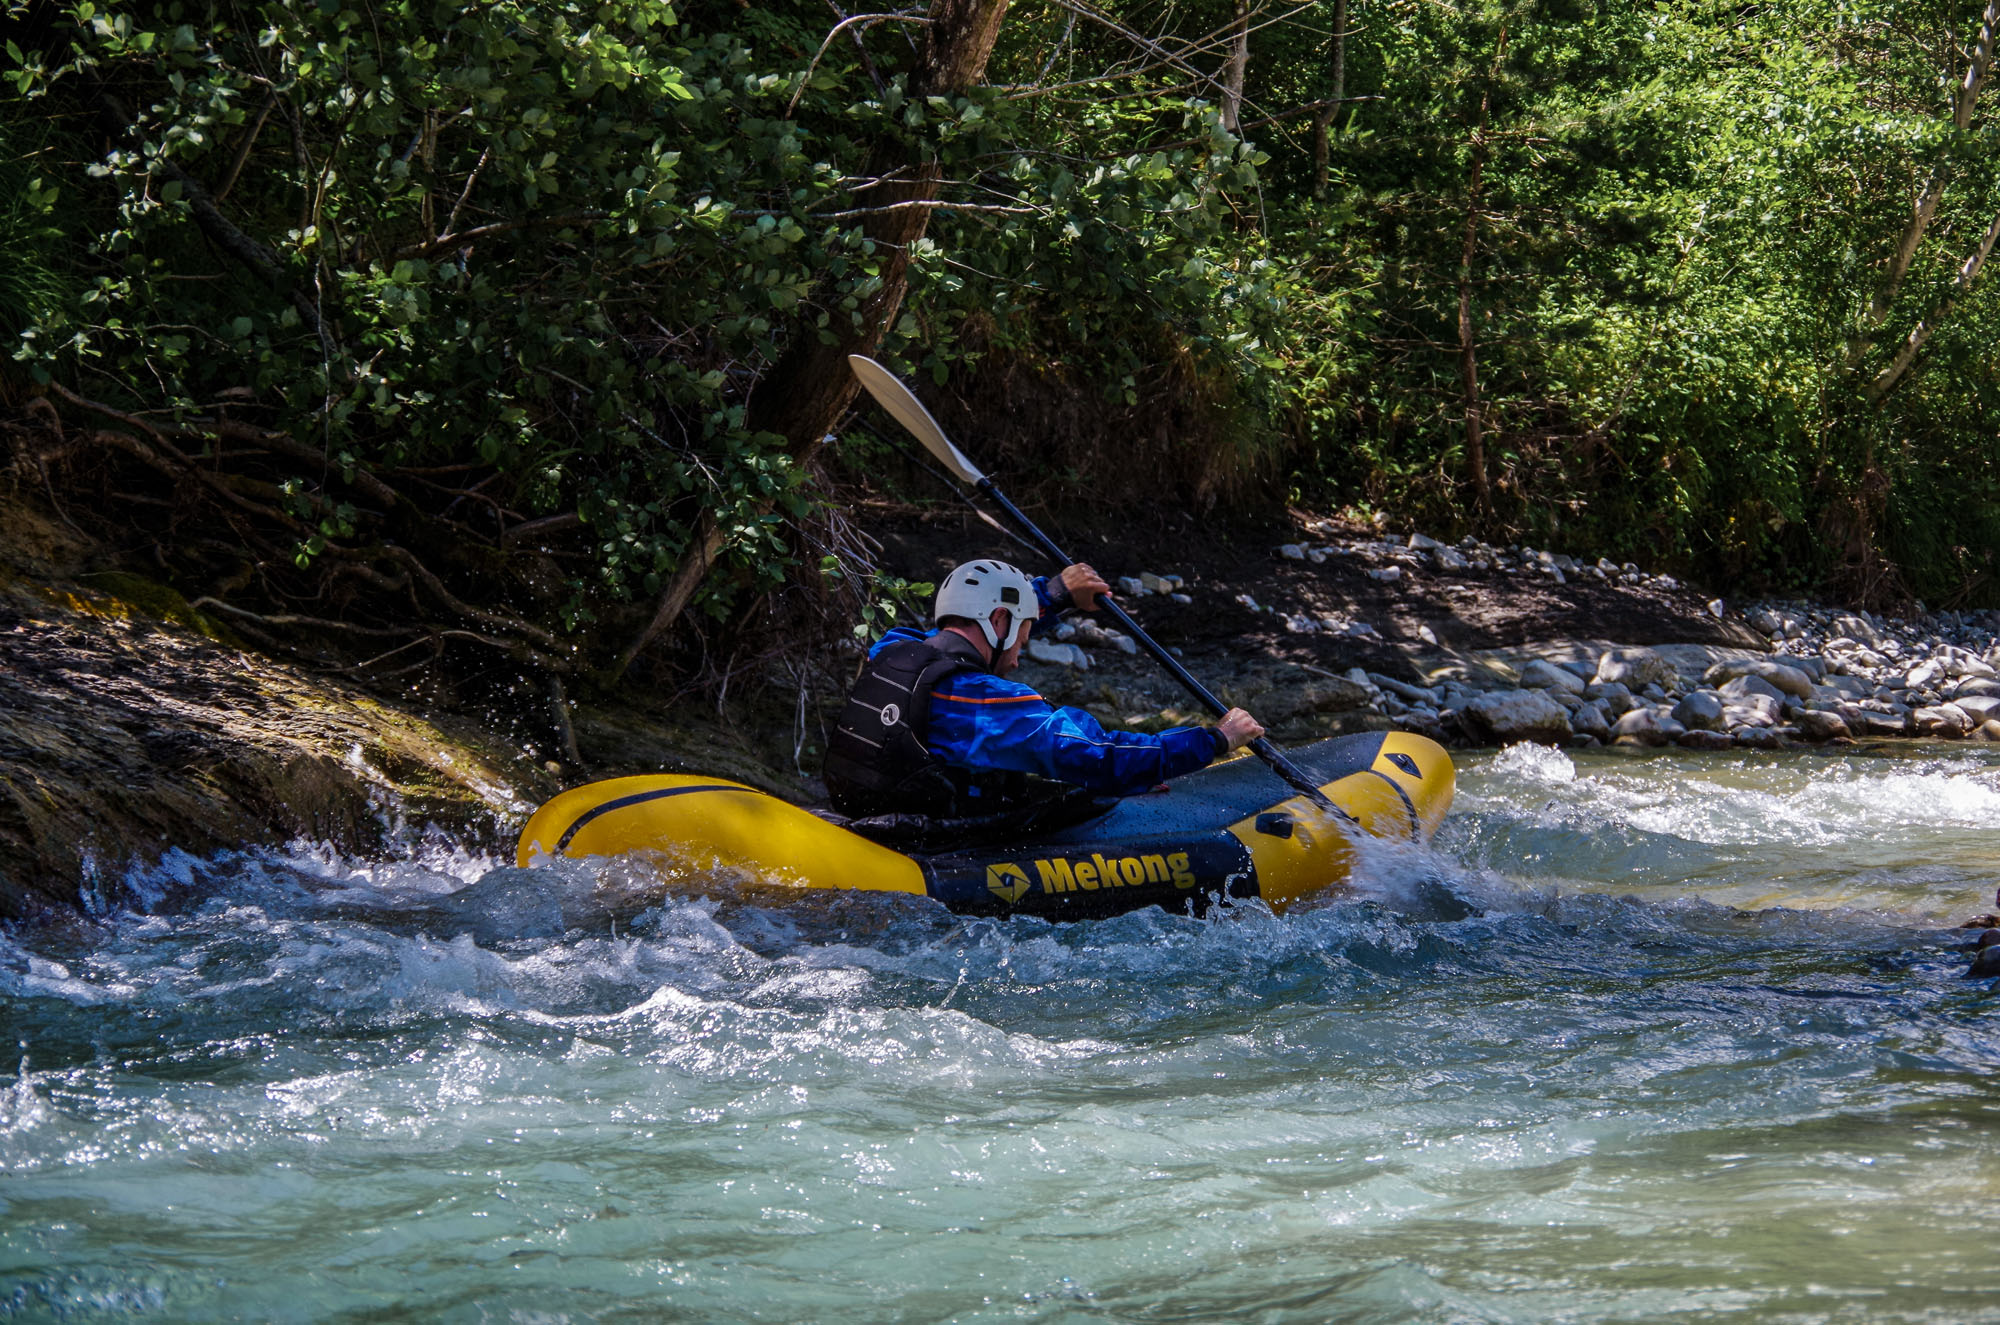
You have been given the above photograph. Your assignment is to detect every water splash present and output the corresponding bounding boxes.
[3,750,1998,1320]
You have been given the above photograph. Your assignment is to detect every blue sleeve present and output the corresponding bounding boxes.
[927,672,1223,796]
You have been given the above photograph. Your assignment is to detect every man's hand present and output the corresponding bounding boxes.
[1058,562,1112,612]
[1216,708,1265,752]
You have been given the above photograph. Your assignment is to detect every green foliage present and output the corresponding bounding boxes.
[8,0,2000,638]
[0,96,68,343]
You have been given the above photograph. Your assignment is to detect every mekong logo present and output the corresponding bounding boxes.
[985,863,1032,903]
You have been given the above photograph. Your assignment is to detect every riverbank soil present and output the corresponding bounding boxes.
[0,493,808,920]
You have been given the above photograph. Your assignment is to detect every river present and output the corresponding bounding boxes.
[3,744,1998,1322]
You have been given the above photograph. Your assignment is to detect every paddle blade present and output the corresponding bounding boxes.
[847,355,984,485]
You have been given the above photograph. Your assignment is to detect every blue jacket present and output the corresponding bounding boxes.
[867,615,1226,801]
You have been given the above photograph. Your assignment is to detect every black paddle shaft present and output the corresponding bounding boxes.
[976,480,1337,813]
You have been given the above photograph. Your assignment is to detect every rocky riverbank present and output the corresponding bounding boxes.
[974,521,2000,753]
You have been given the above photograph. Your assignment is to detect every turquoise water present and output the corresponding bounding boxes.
[4,745,1999,1322]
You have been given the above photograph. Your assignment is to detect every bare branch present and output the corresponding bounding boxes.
[786,12,933,117]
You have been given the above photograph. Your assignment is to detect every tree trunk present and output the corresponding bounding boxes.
[1845,0,2000,371]
[1311,0,1347,199]
[1865,206,2000,404]
[1221,0,1250,134]
[1459,83,1494,519]
[624,0,1012,664]
[745,0,1011,457]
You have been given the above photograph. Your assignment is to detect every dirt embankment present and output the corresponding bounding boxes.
[0,498,810,922]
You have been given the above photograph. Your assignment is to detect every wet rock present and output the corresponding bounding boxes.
[1571,699,1612,741]
[1967,943,2000,979]
[1704,658,1814,700]
[1723,693,1782,728]
[1611,708,1671,747]
[1677,728,1734,751]
[1719,673,1787,705]
[1671,690,1726,731]
[1793,708,1852,741]
[1586,681,1637,717]
[1518,659,1586,695]
[1733,726,1782,749]
[1595,647,1677,691]
[1462,690,1573,745]
[1854,709,1913,736]
[1955,694,2000,726]
[0,590,547,918]
[1915,704,1972,738]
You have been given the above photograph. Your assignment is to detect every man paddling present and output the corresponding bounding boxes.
[824,559,1264,821]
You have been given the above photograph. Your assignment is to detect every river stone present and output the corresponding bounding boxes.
[1855,708,1913,736]
[1906,659,1946,690]
[1733,726,1782,748]
[1916,704,1972,737]
[1956,677,2000,700]
[1595,648,1677,691]
[1831,613,1883,645]
[1518,659,1587,695]
[1671,690,1726,731]
[1953,694,2000,726]
[1703,658,1814,700]
[1025,639,1090,669]
[1462,689,1574,745]
[1610,708,1670,747]
[1979,720,2000,742]
[1793,708,1852,741]
[1571,699,1612,741]
[1585,681,1636,716]
[1724,693,1782,728]
[1719,673,1787,704]
[1677,728,1734,751]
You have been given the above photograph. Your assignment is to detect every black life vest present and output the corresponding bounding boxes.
[823,632,1024,817]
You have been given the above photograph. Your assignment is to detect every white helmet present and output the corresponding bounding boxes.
[934,559,1037,651]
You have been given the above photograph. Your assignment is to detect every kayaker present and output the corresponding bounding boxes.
[823,558,1265,820]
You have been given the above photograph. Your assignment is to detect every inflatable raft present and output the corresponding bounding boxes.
[516,731,1454,918]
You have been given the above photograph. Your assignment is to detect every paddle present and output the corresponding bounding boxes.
[847,354,1338,815]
